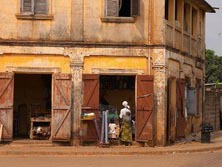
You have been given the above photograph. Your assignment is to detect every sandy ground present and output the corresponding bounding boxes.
[0,150,222,167]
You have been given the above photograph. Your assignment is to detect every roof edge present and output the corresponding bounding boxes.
[192,0,216,13]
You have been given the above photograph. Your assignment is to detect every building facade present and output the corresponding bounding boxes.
[0,0,214,146]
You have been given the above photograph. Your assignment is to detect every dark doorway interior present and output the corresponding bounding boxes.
[13,74,51,138]
[100,75,135,115]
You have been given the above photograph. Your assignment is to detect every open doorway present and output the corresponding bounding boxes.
[167,78,177,143]
[100,75,135,113]
[82,74,154,144]
[13,74,52,139]
[99,75,136,140]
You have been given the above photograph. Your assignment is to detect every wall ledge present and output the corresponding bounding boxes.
[15,14,54,20]
[100,17,135,23]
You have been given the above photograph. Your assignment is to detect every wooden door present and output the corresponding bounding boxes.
[176,79,186,139]
[52,73,72,141]
[0,72,14,141]
[136,75,154,142]
[82,74,99,119]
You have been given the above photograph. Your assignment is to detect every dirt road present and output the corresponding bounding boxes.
[0,150,222,167]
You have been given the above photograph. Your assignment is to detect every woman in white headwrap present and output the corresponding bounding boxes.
[119,101,132,145]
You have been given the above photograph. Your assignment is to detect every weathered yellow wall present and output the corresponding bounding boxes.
[167,48,204,140]
[0,0,149,44]
[0,55,70,73]
[83,0,149,44]
[83,56,148,74]
[168,60,180,78]
[0,0,72,40]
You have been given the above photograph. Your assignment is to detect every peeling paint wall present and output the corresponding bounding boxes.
[0,0,72,40]
[166,48,204,140]
[0,54,70,73]
[0,0,150,43]
[83,56,148,74]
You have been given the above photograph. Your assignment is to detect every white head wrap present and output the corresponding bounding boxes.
[122,101,130,109]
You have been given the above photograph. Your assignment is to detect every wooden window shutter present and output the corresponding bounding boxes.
[131,0,139,16]
[106,0,119,17]
[22,0,33,13]
[34,0,48,14]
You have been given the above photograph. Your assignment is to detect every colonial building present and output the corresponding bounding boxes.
[0,0,214,146]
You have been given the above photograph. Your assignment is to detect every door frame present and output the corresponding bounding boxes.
[88,71,154,143]
[13,72,53,140]
[8,67,59,141]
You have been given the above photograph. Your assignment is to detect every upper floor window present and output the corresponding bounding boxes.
[192,8,198,36]
[105,0,139,17]
[165,0,169,20]
[164,0,174,22]
[183,3,191,33]
[21,0,48,14]
[174,0,182,28]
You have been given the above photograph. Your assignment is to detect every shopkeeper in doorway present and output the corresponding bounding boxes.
[119,101,132,146]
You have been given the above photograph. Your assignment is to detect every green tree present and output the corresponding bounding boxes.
[205,49,222,83]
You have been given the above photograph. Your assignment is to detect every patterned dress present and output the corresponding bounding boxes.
[120,115,132,143]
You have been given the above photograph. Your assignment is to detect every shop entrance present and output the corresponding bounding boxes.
[100,75,135,117]
[100,75,136,140]
[13,74,52,139]
[82,74,154,144]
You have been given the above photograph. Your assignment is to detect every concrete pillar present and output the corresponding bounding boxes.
[70,56,83,146]
[151,0,166,45]
[71,0,83,41]
[152,49,168,146]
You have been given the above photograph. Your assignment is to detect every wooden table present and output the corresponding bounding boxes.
[80,117,100,144]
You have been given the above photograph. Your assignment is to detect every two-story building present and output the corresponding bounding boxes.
[0,0,214,146]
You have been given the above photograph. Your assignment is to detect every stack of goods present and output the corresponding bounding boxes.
[32,126,51,139]
[81,112,95,120]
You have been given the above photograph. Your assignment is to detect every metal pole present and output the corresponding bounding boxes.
[100,111,105,144]
[105,110,109,144]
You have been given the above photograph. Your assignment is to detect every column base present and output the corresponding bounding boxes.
[70,138,81,146]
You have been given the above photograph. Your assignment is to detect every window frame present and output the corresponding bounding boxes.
[102,0,139,23]
[16,0,53,20]
[183,3,191,33]
[191,7,198,37]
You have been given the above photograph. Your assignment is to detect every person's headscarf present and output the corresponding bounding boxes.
[122,101,130,109]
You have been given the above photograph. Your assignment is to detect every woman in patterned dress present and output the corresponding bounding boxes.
[119,101,132,146]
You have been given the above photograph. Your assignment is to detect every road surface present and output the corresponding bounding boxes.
[0,150,222,167]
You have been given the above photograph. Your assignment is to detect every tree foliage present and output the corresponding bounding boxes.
[205,49,222,83]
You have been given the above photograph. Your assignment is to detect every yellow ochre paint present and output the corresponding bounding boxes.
[0,54,70,73]
[83,56,148,74]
